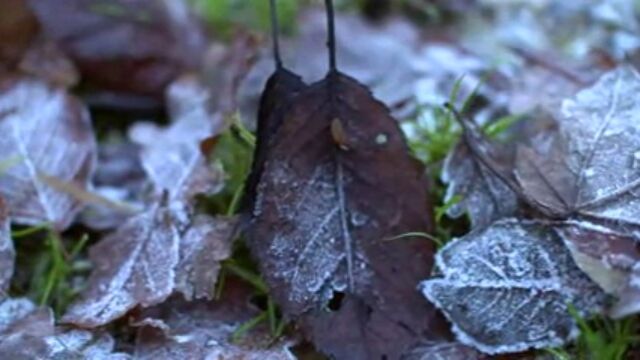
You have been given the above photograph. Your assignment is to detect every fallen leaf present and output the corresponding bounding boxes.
[556,221,640,319]
[129,75,225,204]
[441,140,518,228]
[0,197,14,299]
[64,199,236,327]
[28,0,206,97]
[249,64,447,358]
[420,219,606,354]
[513,65,640,224]
[0,298,129,359]
[0,76,97,229]
[134,294,296,360]
[175,214,236,301]
[403,341,487,360]
[63,199,182,327]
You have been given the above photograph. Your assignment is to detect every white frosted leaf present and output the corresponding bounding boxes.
[175,215,236,301]
[404,341,486,360]
[421,219,607,354]
[129,76,224,204]
[513,66,640,224]
[0,197,14,298]
[134,298,296,360]
[0,77,97,229]
[0,298,128,359]
[62,201,182,327]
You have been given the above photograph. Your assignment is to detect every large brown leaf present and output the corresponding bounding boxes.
[248,70,446,359]
[0,76,97,229]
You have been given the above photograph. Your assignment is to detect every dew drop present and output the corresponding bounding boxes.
[350,212,368,227]
[375,133,388,145]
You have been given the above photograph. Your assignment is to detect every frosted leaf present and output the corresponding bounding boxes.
[0,76,97,229]
[175,215,236,301]
[404,341,486,360]
[556,221,640,318]
[0,298,129,359]
[420,219,607,354]
[134,297,296,360]
[0,198,14,298]
[249,72,447,359]
[129,76,224,204]
[513,66,640,224]
[442,141,518,228]
[63,200,182,327]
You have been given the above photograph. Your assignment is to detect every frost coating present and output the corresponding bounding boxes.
[0,298,129,359]
[0,77,97,229]
[0,198,14,298]
[255,160,367,310]
[421,219,606,354]
[129,76,224,204]
[63,202,182,327]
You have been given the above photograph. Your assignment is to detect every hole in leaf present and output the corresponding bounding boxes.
[250,294,269,311]
[328,291,345,311]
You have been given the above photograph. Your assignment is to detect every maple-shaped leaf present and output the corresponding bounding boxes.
[0,76,97,230]
[248,5,447,358]
[28,0,206,97]
[64,199,236,327]
[0,197,14,299]
[556,221,640,318]
[421,219,606,354]
[134,288,295,360]
[129,75,225,204]
[0,298,129,359]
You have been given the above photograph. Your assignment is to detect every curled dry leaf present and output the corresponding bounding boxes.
[249,70,447,359]
[0,298,128,359]
[134,295,296,360]
[421,219,607,354]
[0,76,97,230]
[28,0,207,97]
[0,197,14,299]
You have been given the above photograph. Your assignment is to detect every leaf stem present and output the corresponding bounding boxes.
[269,0,283,69]
[324,0,337,72]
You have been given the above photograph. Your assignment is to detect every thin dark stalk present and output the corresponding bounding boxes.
[269,0,283,69]
[325,0,337,72]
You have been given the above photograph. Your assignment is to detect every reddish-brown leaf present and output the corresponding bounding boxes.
[248,70,448,360]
